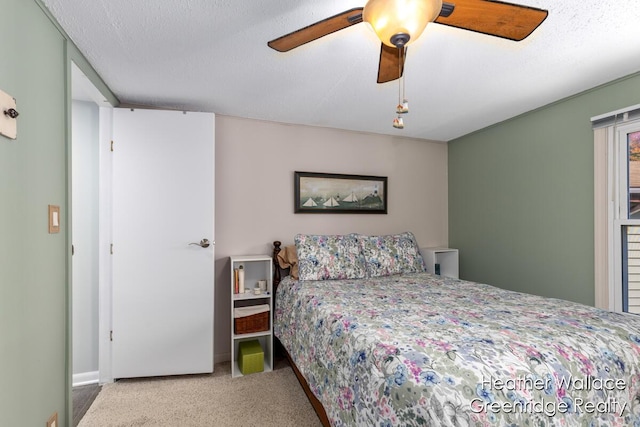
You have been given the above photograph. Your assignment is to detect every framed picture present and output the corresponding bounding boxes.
[294,171,387,214]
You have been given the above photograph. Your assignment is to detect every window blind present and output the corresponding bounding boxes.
[591,103,640,129]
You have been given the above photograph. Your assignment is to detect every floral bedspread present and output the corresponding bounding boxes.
[273,273,640,426]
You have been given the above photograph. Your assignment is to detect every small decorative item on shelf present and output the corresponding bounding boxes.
[258,280,267,292]
[237,340,264,375]
[238,265,245,293]
[435,263,441,275]
[253,286,261,295]
[234,268,239,294]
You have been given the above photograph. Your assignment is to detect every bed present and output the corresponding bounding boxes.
[271,233,640,426]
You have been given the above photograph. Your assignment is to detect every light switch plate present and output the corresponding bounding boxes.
[48,205,60,234]
[0,88,17,140]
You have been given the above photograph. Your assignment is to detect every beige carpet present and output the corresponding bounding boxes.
[78,361,322,427]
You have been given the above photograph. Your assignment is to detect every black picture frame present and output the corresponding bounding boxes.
[294,171,388,214]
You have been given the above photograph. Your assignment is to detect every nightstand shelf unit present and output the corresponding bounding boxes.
[420,247,459,279]
[229,255,273,378]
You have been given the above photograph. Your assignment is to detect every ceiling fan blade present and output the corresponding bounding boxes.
[435,0,548,41]
[377,44,405,84]
[268,7,364,52]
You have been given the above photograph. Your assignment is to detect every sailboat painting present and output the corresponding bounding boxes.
[302,197,318,207]
[294,171,387,214]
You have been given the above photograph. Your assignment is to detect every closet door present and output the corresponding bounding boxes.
[112,108,214,378]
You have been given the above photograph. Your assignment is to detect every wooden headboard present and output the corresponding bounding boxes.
[270,240,331,426]
[272,240,283,292]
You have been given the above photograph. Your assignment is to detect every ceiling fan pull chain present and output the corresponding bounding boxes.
[394,46,408,129]
[396,47,408,115]
[398,47,402,106]
[402,47,408,112]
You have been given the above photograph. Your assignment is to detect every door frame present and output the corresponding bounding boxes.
[68,55,118,387]
[97,106,114,383]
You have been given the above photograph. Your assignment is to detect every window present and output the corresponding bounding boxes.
[622,225,640,313]
[593,105,640,313]
[621,130,640,314]
[627,131,640,219]
[608,122,640,314]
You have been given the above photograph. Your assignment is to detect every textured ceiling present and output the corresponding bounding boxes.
[44,0,640,141]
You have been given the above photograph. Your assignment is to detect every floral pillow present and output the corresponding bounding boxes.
[294,234,367,281]
[358,231,426,277]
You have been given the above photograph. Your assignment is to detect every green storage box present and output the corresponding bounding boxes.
[238,340,264,375]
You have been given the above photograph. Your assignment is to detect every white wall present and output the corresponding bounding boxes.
[71,100,100,379]
[214,116,448,360]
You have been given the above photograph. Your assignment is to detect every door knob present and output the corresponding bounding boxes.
[189,238,211,248]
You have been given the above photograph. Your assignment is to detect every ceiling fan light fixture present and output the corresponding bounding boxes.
[363,0,443,47]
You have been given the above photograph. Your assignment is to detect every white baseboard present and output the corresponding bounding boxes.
[73,371,99,387]
[75,357,231,382]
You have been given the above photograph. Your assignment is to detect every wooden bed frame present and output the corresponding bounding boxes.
[272,241,331,427]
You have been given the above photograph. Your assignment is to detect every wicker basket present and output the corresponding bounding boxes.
[234,310,269,335]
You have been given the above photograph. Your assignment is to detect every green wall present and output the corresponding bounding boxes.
[449,72,640,306]
[0,0,68,425]
[0,1,114,425]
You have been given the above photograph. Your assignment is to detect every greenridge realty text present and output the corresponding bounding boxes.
[470,375,628,417]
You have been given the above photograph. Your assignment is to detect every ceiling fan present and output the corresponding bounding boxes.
[268,0,548,84]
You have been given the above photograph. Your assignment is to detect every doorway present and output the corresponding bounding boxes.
[70,58,215,394]
[70,61,114,387]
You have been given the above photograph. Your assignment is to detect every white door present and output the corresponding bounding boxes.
[112,108,214,378]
